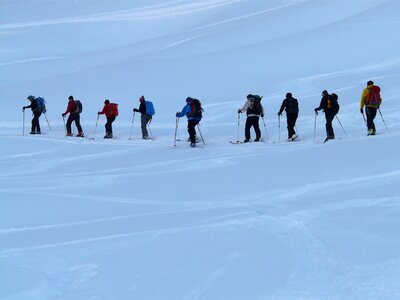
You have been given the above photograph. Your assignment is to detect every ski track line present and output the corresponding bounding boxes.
[298,57,400,84]
[0,147,62,161]
[0,147,258,179]
[276,170,400,202]
[3,189,392,256]
[0,0,244,29]
[0,207,256,235]
[0,214,269,255]
[0,56,65,67]
[188,0,311,32]
[0,190,213,206]
[265,216,360,298]
[183,252,241,300]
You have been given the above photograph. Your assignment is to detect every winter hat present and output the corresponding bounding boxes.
[68,95,74,100]
[104,99,110,104]
[247,94,253,99]
[139,95,145,102]
[367,80,374,86]
[286,92,292,98]
[186,97,193,103]
[322,90,328,96]
[27,95,35,101]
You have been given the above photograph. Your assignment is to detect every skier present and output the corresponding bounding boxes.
[314,90,339,142]
[277,92,299,141]
[22,95,41,134]
[176,97,203,147]
[62,95,84,137]
[360,80,382,136]
[238,94,264,143]
[98,99,118,139]
[133,95,153,139]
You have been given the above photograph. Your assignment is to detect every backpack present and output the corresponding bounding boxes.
[368,85,381,106]
[36,97,47,113]
[248,95,263,115]
[109,103,119,117]
[189,99,203,118]
[327,93,340,112]
[74,100,83,113]
[145,101,155,116]
[286,98,299,114]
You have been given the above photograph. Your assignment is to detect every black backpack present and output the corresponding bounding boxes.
[286,98,299,113]
[327,93,339,112]
[248,95,263,115]
[74,100,83,113]
[189,99,203,118]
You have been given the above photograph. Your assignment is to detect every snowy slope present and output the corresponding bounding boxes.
[1,0,400,299]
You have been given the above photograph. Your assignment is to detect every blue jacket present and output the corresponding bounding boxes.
[176,103,201,121]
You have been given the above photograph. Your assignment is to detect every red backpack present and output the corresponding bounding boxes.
[109,103,119,117]
[368,86,381,106]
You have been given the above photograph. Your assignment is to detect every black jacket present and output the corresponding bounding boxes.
[315,95,330,111]
[278,97,299,115]
[23,99,38,112]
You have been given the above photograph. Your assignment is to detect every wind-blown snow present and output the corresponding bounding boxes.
[1,0,400,299]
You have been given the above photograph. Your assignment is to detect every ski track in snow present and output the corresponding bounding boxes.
[0,0,246,29]
[1,0,400,299]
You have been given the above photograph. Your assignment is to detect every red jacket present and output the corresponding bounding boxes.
[99,103,113,118]
[64,100,76,115]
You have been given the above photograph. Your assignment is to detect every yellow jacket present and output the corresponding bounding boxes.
[360,84,382,109]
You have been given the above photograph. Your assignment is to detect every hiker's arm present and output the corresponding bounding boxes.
[239,100,250,113]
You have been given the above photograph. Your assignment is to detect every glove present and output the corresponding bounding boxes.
[62,113,66,117]
[277,112,281,116]
[133,108,139,112]
[360,108,364,114]
[98,112,101,115]
[261,114,264,118]
[22,107,25,111]
[176,112,179,117]
[314,108,318,115]
[237,109,241,114]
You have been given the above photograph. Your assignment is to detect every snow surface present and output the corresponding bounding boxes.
[1,0,400,299]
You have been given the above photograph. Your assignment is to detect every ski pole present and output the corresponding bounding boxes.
[22,109,25,136]
[92,115,99,139]
[278,115,281,143]
[378,108,389,132]
[174,117,179,147]
[336,115,347,136]
[62,115,66,135]
[261,116,269,140]
[236,112,241,143]
[129,111,135,140]
[362,110,367,127]
[314,112,317,142]
[43,112,52,131]
[197,123,205,146]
